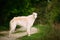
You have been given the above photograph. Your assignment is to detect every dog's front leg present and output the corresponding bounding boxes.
[26,26,31,36]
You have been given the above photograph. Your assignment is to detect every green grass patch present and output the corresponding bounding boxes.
[17,24,59,40]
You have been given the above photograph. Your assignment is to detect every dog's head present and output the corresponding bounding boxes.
[32,12,37,19]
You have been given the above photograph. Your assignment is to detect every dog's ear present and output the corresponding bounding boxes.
[33,12,37,19]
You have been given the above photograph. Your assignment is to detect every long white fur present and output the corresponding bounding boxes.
[9,12,37,36]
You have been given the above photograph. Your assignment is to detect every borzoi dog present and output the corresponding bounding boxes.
[9,12,37,36]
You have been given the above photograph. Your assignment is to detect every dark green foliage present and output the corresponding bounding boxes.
[0,0,60,28]
[0,0,47,28]
[0,0,60,30]
[0,0,36,26]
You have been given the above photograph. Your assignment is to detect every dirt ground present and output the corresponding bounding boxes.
[0,27,38,40]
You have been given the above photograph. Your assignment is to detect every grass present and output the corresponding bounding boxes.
[17,24,60,40]
[0,24,60,40]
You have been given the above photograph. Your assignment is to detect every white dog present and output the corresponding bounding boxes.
[9,12,37,36]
